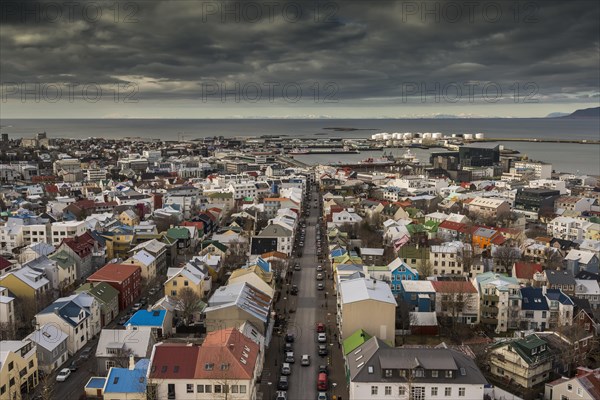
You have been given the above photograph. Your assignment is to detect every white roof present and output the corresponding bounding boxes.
[565,249,596,264]
[131,250,156,266]
[361,248,385,256]
[129,239,167,254]
[409,312,438,326]
[27,324,69,351]
[9,266,50,290]
[575,279,600,296]
[400,280,435,293]
[340,278,397,305]
[96,329,153,357]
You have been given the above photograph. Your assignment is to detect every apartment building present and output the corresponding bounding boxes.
[474,272,521,332]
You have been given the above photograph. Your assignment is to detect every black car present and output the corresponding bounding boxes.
[318,345,328,356]
[285,333,294,343]
[284,342,293,352]
[318,365,329,375]
[68,360,78,372]
[290,285,298,295]
[277,376,289,390]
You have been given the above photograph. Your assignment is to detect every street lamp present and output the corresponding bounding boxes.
[267,381,272,400]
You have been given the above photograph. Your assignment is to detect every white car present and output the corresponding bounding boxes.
[317,332,327,343]
[56,368,71,382]
[316,265,323,271]
[301,354,311,366]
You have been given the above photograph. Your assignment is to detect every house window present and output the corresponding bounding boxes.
[385,386,392,395]
[171,290,177,296]
[197,385,204,393]
[445,387,451,396]
[239,385,246,394]
[459,388,465,397]
[186,384,193,393]
[106,360,116,369]
[431,387,438,396]
[371,386,378,395]
[445,370,453,378]
[231,385,239,393]
[215,385,222,393]
[173,281,177,286]
[8,362,13,371]
[431,370,438,377]
[205,385,212,393]
[385,369,392,377]
[414,368,424,377]
[399,386,406,396]
[184,281,189,286]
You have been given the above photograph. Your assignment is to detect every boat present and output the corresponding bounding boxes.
[402,148,419,163]
[289,148,310,154]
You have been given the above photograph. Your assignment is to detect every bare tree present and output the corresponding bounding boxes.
[543,247,563,270]
[38,367,56,400]
[176,287,202,325]
[438,281,477,339]
[417,259,432,279]
[493,246,521,274]
[458,244,475,276]
[223,238,249,270]
[0,321,18,340]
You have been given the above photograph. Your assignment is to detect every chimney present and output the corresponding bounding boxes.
[542,285,547,296]
[128,354,135,370]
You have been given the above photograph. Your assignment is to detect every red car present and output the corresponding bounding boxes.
[316,322,325,333]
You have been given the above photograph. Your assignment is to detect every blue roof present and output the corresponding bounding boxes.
[520,287,549,311]
[256,257,270,273]
[545,289,574,305]
[330,248,347,257]
[85,377,106,389]
[125,310,166,327]
[104,359,149,394]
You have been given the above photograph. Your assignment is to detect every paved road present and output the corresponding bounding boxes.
[287,188,321,400]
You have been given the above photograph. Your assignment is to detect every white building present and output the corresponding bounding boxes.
[51,221,88,245]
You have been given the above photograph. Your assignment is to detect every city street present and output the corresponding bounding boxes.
[259,184,348,400]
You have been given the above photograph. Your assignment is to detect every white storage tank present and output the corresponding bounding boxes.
[392,132,402,139]
[382,133,392,140]
[464,133,474,140]
[432,132,442,139]
[422,132,432,139]
[403,132,413,139]
[475,133,485,139]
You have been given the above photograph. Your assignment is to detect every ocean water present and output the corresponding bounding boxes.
[1,118,598,175]
[1,118,599,140]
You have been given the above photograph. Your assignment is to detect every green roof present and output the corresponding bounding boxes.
[167,227,190,240]
[343,329,372,355]
[201,240,228,253]
[49,249,76,269]
[590,217,600,224]
[423,220,440,232]
[76,281,119,305]
[399,246,429,259]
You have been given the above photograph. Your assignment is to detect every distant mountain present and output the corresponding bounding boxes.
[546,112,570,118]
[560,107,600,118]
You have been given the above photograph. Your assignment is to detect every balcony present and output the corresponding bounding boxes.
[482,305,498,314]
[481,317,498,325]
[483,294,499,302]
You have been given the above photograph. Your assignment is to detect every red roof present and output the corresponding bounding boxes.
[181,221,204,230]
[513,262,543,279]
[0,257,12,271]
[195,328,259,379]
[491,235,507,245]
[149,343,200,379]
[438,220,467,232]
[88,263,140,283]
[45,184,59,193]
[61,232,97,258]
[431,281,477,293]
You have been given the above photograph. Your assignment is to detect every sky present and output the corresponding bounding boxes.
[1,0,599,118]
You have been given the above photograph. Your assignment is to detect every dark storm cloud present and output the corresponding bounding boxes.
[1,0,598,105]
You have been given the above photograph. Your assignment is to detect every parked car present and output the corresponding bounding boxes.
[118,316,129,325]
[132,303,142,312]
[317,372,328,391]
[148,288,157,295]
[281,362,291,375]
[290,285,298,295]
[316,265,323,271]
[277,376,289,390]
[284,342,293,352]
[317,392,328,400]
[285,352,295,363]
[318,365,329,375]
[140,297,148,306]
[301,354,311,366]
[316,273,323,280]
[285,333,295,343]
[316,322,325,333]
[79,347,92,360]
[294,264,301,271]
[276,391,288,400]
[318,345,328,356]
[317,332,326,343]
[68,360,78,372]
[317,283,324,290]
[56,368,71,382]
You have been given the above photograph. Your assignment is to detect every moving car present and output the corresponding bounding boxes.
[277,376,289,390]
[301,354,311,366]
[318,345,328,356]
[317,332,326,343]
[56,368,71,382]
[281,362,291,375]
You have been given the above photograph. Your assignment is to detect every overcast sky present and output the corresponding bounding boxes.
[1,0,599,118]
